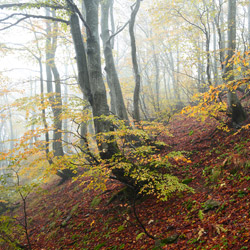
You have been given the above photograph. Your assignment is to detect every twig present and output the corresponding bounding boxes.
[131,192,156,240]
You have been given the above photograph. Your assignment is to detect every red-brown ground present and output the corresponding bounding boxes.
[4,114,250,250]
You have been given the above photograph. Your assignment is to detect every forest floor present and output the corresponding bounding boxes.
[5,114,250,250]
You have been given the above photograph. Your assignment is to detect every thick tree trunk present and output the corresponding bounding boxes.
[224,0,246,124]
[83,0,118,159]
[69,13,92,105]
[65,0,136,186]
[110,0,115,49]
[67,0,135,186]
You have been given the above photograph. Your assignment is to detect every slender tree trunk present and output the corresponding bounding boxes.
[215,0,226,70]
[248,0,250,46]
[4,94,14,151]
[166,50,180,101]
[153,48,160,112]
[46,9,74,180]
[176,43,183,105]
[129,0,142,122]
[101,0,129,122]
[63,66,68,148]
[212,21,219,85]
[38,58,52,164]
[163,67,169,101]
[50,21,64,158]
[197,39,202,92]
[205,31,212,86]
[45,9,64,158]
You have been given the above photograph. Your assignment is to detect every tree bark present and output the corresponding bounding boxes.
[69,13,93,105]
[38,58,52,164]
[129,0,142,122]
[46,9,74,180]
[82,0,119,159]
[248,0,250,46]
[4,94,14,151]
[101,0,129,122]
[224,0,246,124]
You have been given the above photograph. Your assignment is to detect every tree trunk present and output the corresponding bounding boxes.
[205,31,212,86]
[248,0,250,46]
[46,9,74,180]
[101,0,129,122]
[212,21,219,85]
[69,13,93,105]
[4,94,14,151]
[153,48,160,112]
[67,0,120,159]
[224,0,246,124]
[45,9,64,157]
[63,65,68,149]
[38,58,52,164]
[66,0,135,185]
[129,0,142,122]
[215,0,226,70]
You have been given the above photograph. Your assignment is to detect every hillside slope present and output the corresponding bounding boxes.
[2,115,250,250]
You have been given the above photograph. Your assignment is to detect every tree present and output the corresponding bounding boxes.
[224,0,246,124]
[45,9,74,180]
[129,0,142,122]
[100,0,129,123]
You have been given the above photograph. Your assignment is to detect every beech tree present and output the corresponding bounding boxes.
[100,0,129,122]
[224,0,246,124]
[0,1,142,186]
[45,9,64,158]
[130,0,142,122]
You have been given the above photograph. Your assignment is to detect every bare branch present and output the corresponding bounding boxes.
[0,3,67,11]
[173,8,205,34]
[108,20,129,44]
[0,13,69,31]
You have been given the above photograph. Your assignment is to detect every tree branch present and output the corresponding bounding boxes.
[108,20,129,44]
[65,0,92,36]
[173,8,205,34]
[0,13,68,31]
[0,3,67,11]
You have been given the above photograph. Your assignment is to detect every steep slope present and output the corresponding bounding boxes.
[2,114,250,250]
